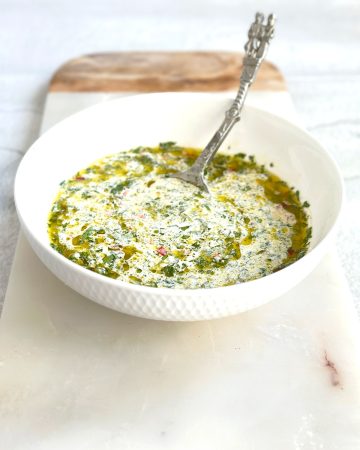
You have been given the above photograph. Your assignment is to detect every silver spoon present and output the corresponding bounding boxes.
[170,12,276,192]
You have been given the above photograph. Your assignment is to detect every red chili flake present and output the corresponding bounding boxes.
[75,176,85,181]
[287,247,295,256]
[156,246,167,256]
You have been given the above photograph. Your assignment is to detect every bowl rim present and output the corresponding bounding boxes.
[14,91,344,296]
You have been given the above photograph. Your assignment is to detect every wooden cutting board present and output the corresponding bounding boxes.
[1,52,360,450]
[49,51,286,92]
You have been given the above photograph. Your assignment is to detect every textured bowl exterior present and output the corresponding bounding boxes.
[15,93,343,321]
[21,222,330,321]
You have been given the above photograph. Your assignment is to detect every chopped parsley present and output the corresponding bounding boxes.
[48,144,311,289]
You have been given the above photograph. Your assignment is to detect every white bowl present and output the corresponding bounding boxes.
[14,93,343,321]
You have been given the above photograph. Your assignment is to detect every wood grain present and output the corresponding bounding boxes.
[50,51,286,92]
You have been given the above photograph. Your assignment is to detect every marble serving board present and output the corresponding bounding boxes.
[1,52,360,449]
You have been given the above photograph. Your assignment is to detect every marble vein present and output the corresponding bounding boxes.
[324,350,342,389]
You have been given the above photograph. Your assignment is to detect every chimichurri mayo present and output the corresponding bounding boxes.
[48,142,311,289]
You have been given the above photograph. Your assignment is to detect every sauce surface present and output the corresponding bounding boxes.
[48,143,311,289]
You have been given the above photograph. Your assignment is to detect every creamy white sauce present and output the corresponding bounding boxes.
[49,145,306,289]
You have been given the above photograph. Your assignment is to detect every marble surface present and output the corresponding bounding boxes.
[1,13,360,446]
[0,0,360,313]
[1,235,360,449]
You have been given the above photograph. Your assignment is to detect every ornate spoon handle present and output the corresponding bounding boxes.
[171,12,276,192]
